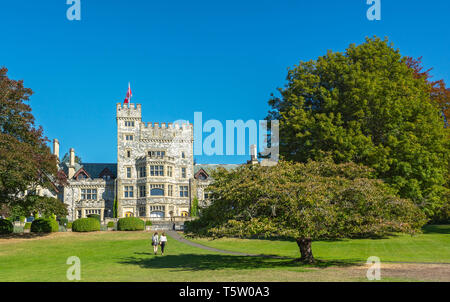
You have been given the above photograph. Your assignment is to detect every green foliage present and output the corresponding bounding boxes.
[67,222,73,229]
[145,220,152,226]
[186,160,428,262]
[0,68,62,213]
[113,198,118,218]
[58,217,68,226]
[430,192,450,224]
[191,197,199,217]
[0,218,14,234]
[87,214,101,223]
[31,218,59,233]
[107,221,115,228]
[117,217,144,231]
[22,195,68,218]
[268,37,450,219]
[24,222,32,230]
[72,218,100,232]
[19,216,26,223]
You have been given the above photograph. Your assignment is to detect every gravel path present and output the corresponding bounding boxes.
[167,231,292,259]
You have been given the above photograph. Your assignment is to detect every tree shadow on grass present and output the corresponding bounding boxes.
[422,224,450,235]
[119,253,362,272]
[0,232,52,240]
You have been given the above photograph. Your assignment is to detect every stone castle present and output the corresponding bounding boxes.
[51,103,244,222]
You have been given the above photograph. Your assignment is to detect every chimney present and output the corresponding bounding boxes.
[68,148,75,179]
[53,139,60,163]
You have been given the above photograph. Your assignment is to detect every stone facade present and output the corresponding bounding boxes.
[57,103,225,222]
[116,103,193,219]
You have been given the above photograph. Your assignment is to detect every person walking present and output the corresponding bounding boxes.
[159,232,168,256]
[151,232,159,255]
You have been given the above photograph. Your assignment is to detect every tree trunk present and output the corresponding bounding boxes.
[296,238,315,264]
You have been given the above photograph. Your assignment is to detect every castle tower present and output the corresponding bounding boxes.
[116,103,194,219]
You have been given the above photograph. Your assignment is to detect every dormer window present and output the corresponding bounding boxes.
[74,168,90,180]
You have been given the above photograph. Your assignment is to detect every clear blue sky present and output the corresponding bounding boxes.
[1,0,449,164]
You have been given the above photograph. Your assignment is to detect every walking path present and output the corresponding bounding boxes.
[167,231,450,265]
[166,231,292,259]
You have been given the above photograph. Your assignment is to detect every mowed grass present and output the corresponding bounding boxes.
[188,225,450,263]
[0,231,316,282]
[0,225,448,282]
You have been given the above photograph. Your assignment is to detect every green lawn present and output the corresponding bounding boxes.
[188,225,450,263]
[0,232,313,282]
[0,225,448,282]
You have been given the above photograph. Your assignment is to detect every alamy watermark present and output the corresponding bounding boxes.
[366,256,381,280]
[171,112,279,163]
[367,0,381,21]
[66,256,81,281]
[66,0,81,21]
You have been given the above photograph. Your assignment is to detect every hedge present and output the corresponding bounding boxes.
[0,219,14,234]
[145,220,152,226]
[107,221,115,228]
[31,218,59,233]
[24,222,32,230]
[72,218,100,232]
[87,214,101,223]
[67,222,73,229]
[58,217,69,226]
[117,217,145,231]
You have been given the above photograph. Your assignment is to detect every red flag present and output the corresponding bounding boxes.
[124,83,132,104]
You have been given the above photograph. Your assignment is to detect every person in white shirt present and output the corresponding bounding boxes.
[151,232,159,255]
[159,232,168,256]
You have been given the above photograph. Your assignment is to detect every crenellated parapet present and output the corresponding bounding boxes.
[139,121,193,141]
[141,122,193,129]
[116,103,142,120]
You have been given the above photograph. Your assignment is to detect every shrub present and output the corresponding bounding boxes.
[145,220,152,226]
[19,216,26,223]
[107,221,115,228]
[0,219,14,234]
[24,222,32,230]
[58,217,69,226]
[87,214,101,223]
[72,218,100,232]
[31,218,59,233]
[117,217,144,231]
[67,222,73,229]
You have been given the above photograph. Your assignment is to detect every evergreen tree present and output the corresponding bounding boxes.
[268,37,450,218]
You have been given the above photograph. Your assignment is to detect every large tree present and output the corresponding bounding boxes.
[268,37,450,218]
[185,160,427,263]
[0,67,63,213]
[405,56,450,126]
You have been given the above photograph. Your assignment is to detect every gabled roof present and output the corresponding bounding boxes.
[73,167,91,179]
[59,162,117,180]
[59,161,83,178]
[83,163,117,179]
[194,168,209,180]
